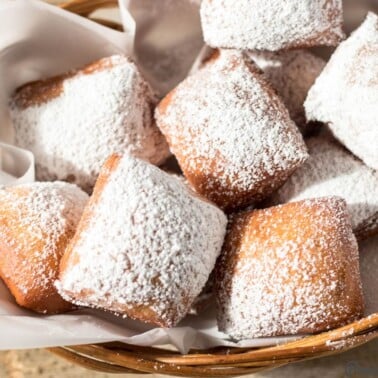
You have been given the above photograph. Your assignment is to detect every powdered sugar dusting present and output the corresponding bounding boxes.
[305,12,378,170]
[156,50,308,211]
[0,182,88,309]
[216,197,364,339]
[10,55,170,192]
[247,50,326,131]
[57,154,227,327]
[270,135,378,232]
[200,0,344,51]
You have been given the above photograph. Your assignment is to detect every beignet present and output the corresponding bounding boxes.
[10,55,170,192]
[201,0,344,51]
[57,154,227,327]
[305,13,378,170]
[216,197,364,339]
[156,50,308,211]
[0,182,88,314]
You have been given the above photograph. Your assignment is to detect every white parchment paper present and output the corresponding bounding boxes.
[0,143,34,184]
[121,0,204,96]
[1,0,374,354]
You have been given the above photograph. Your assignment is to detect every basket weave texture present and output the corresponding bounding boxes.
[38,0,378,375]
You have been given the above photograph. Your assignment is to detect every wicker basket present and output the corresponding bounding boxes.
[39,0,378,375]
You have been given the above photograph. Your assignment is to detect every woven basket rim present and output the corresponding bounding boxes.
[32,0,378,375]
[47,314,378,376]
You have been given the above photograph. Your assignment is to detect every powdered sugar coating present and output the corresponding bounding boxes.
[216,197,364,339]
[10,55,170,192]
[359,235,378,316]
[247,50,326,131]
[57,154,227,327]
[305,13,378,170]
[200,0,344,51]
[270,135,378,232]
[0,182,88,312]
[156,50,308,211]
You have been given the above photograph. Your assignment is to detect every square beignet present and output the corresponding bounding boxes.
[57,154,227,327]
[216,197,364,339]
[10,55,170,192]
[0,182,88,314]
[305,13,378,170]
[200,0,344,51]
[155,50,308,212]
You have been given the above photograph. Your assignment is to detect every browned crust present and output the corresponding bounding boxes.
[12,55,130,109]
